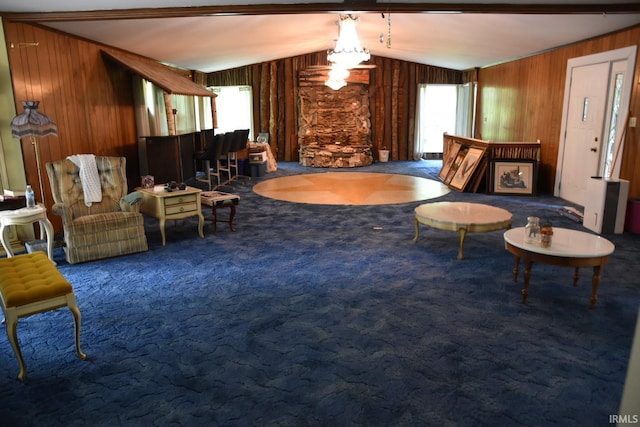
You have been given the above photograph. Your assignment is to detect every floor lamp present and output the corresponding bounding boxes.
[10,101,58,207]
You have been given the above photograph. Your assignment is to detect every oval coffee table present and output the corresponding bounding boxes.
[503,227,615,308]
[413,202,512,260]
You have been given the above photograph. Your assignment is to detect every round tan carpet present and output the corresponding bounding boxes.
[253,172,450,205]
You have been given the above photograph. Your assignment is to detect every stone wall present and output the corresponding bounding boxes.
[298,85,373,167]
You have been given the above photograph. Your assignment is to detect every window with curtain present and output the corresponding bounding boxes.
[210,86,254,140]
[414,83,476,159]
[170,94,197,135]
[133,76,213,136]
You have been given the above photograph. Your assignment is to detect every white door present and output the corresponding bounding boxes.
[555,46,637,207]
[557,62,609,205]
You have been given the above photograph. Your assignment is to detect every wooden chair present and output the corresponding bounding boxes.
[0,252,86,381]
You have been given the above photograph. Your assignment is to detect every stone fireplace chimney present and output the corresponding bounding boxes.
[298,84,373,167]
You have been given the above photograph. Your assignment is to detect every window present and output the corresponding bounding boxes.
[210,86,254,140]
[602,72,624,179]
[135,77,216,136]
[415,83,476,158]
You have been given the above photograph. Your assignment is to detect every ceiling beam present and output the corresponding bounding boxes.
[3,3,640,23]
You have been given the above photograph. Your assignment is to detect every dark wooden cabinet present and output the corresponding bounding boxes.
[144,132,198,184]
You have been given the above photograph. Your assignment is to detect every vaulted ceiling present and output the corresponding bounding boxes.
[2,1,640,72]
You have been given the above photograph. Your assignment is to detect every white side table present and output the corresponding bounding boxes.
[0,204,55,264]
[504,227,615,308]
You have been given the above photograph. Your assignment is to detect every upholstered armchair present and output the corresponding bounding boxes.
[46,156,148,264]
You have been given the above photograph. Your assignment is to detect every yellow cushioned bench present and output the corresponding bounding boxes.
[0,251,86,381]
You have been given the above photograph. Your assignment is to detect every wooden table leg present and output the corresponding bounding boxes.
[413,218,420,243]
[159,218,167,246]
[512,255,520,282]
[212,205,218,233]
[457,228,467,260]
[212,202,238,234]
[522,260,533,303]
[228,204,237,232]
[197,211,205,238]
[590,265,602,309]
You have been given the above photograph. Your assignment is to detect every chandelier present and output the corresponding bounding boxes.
[325,14,369,90]
[325,66,350,90]
[327,14,370,69]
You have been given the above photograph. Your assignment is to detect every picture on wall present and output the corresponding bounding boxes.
[449,147,486,191]
[491,160,537,195]
[438,141,462,182]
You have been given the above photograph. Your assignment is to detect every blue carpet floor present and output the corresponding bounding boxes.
[0,160,638,426]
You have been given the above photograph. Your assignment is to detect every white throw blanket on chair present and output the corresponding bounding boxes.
[67,154,102,207]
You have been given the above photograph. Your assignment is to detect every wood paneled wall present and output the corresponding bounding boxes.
[477,25,640,196]
[207,52,464,163]
[2,22,198,231]
[4,20,640,229]
[4,22,141,231]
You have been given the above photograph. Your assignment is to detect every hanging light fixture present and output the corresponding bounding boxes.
[325,66,350,90]
[325,66,349,91]
[10,101,58,206]
[325,14,368,90]
[327,14,370,69]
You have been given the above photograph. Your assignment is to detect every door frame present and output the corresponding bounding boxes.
[554,45,637,198]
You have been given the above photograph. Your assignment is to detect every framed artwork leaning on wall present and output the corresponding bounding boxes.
[491,159,537,195]
[439,141,462,182]
[449,147,486,191]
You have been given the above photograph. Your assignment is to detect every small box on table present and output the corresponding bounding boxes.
[249,151,268,163]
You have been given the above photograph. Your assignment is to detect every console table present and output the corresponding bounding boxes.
[137,186,204,246]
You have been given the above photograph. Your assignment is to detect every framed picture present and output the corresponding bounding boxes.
[444,149,467,185]
[438,141,462,182]
[449,147,486,191]
[491,160,537,195]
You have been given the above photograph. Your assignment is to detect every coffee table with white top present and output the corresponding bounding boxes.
[503,227,615,308]
[413,202,512,260]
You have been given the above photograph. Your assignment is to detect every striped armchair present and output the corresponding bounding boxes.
[46,156,148,264]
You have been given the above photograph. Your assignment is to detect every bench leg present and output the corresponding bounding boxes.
[67,294,87,361]
[211,204,237,233]
[4,309,27,381]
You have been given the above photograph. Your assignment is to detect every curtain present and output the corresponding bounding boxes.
[170,94,197,134]
[133,76,205,136]
[414,84,428,160]
[132,76,168,136]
